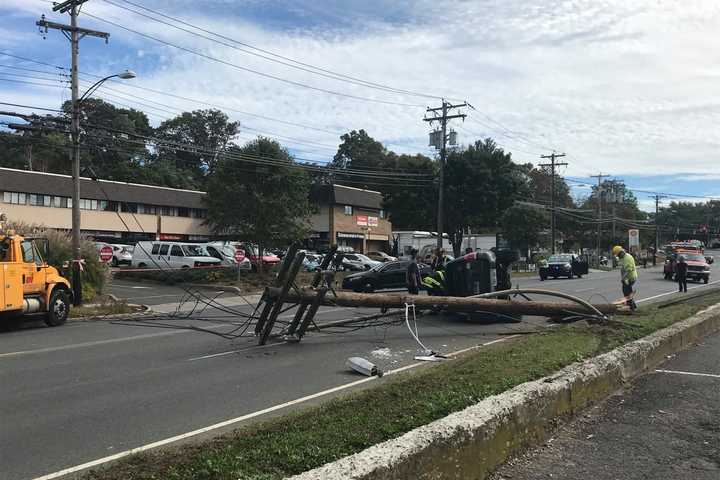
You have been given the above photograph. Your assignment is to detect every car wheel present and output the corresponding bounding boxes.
[363,281,375,293]
[704,276,709,284]
[553,275,558,279]
[45,289,70,327]
[111,257,118,267]
[540,276,545,281]
[577,274,582,279]
[569,272,573,279]
[138,262,147,269]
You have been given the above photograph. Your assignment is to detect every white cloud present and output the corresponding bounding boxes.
[3,0,720,176]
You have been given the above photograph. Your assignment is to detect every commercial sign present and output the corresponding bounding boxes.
[337,232,365,240]
[356,215,368,226]
[628,229,640,249]
[368,216,379,227]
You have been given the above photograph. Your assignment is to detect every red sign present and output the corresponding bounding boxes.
[99,245,113,263]
[159,234,183,241]
[356,215,368,226]
[234,248,246,263]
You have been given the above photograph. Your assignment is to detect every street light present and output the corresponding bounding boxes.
[70,69,136,306]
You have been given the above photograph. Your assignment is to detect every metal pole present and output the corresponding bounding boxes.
[70,4,82,306]
[654,195,659,266]
[437,100,447,251]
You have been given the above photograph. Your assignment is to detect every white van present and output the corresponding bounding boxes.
[204,242,252,270]
[131,241,221,269]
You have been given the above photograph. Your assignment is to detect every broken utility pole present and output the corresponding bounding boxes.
[539,152,567,255]
[424,100,467,250]
[37,0,110,306]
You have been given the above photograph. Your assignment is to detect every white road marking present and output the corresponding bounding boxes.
[574,287,595,293]
[111,285,151,289]
[656,369,720,379]
[0,324,228,359]
[637,279,720,304]
[31,336,518,480]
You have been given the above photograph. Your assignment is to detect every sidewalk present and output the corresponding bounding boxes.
[491,330,720,480]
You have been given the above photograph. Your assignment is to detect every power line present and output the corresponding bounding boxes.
[81,11,426,107]
[102,0,449,101]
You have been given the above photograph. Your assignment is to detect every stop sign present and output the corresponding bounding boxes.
[99,245,113,263]
[234,248,246,263]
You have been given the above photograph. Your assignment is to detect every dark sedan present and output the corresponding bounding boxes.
[342,260,432,292]
[539,254,589,280]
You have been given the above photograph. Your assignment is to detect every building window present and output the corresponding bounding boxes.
[79,199,98,210]
[380,209,385,219]
[137,204,157,215]
[161,206,176,216]
[3,192,27,205]
[177,207,190,217]
[52,196,68,208]
[102,201,118,212]
[192,209,207,219]
[344,205,353,215]
[120,202,137,213]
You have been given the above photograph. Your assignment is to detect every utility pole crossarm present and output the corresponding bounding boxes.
[423,113,467,122]
[36,17,110,41]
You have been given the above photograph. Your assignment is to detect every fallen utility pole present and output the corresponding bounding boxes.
[266,288,619,317]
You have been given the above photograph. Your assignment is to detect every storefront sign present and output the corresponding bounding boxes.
[368,216,379,227]
[356,215,368,226]
[337,232,365,240]
[159,234,184,241]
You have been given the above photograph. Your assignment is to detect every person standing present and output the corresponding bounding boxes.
[676,255,688,293]
[612,245,638,310]
[406,248,422,295]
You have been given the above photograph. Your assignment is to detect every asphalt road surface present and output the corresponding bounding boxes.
[491,329,720,480]
[2,252,719,480]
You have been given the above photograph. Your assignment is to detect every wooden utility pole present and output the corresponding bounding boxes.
[424,100,467,250]
[649,194,666,266]
[539,152,567,254]
[590,173,609,266]
[37,0,109,305]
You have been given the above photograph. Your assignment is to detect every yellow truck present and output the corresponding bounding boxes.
[1,218,72,326]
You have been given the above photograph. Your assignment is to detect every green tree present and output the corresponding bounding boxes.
[205,137,311,271]
[444,139,530,256]
[330,129,390,189]
[501,204,548,258]
[156,109,239,184]
[381,153,437,230]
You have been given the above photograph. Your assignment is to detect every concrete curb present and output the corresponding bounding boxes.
[289,302,720,480]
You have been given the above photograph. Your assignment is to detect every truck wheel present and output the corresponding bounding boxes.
[45,289,69,327]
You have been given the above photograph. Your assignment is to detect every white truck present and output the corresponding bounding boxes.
[393,231,496,260]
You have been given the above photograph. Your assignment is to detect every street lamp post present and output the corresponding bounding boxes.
[71,70,136,305]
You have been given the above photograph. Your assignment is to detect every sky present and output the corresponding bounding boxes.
[1,0,720,211]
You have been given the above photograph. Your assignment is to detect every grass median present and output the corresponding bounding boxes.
[85,290,720,480]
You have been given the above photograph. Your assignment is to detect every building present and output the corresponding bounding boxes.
[308,184,392,253]
[0,167,209,243]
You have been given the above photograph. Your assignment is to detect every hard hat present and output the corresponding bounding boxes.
[612,245,624,256]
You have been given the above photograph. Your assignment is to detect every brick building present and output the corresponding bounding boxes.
[308,184,392,253]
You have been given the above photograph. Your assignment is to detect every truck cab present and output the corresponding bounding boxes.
[0,230,72,326]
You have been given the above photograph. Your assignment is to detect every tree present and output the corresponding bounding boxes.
[381,153,437,230]
[156,109,239,184]
[204,137,311,272]
[501,204,548,258]
[444,139,530,256]
[330,129,389,189]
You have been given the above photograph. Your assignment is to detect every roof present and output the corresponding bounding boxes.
[0,167,206,209]
[310,184,383,210]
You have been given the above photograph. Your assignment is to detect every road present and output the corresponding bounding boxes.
[1,252,718,480]
[491,328,720,480]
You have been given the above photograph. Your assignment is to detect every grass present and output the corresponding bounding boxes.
[84,291,720,480]
[70,300,140,318]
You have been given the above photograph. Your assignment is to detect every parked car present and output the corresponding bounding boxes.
[664,252,710,283]
[204,242,252,270]
[539,254,589,280]
[131,241,221,269]
[109,244,133,267]
[340,253,383,271]
[342,260,432,292]
[366,251,397,263]
[303,257,321,272]
[237,243,282,269]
